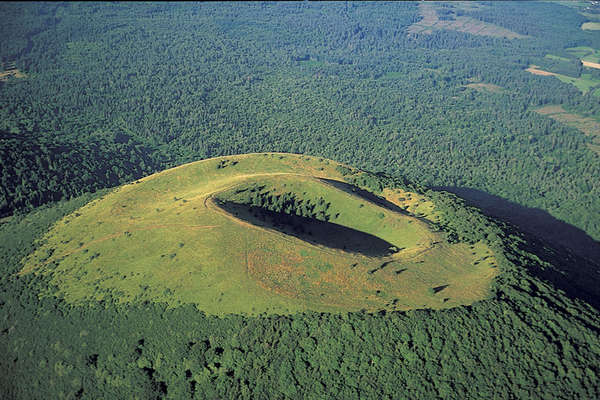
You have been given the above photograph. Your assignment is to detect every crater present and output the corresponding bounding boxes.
[214,199,398,257]
[318,178,408,215]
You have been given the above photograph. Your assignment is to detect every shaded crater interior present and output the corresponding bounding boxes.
[214,199,398,257]
[318,178,409,215]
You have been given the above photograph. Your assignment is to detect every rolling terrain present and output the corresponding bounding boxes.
[1,3,600,399]
[2,153,599,399]
[21,153,497,315]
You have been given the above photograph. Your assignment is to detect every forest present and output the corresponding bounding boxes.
[0,2,599,244]
[1,169,599,399]
[1,2,599,399]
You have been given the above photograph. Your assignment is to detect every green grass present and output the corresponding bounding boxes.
[566,46,600,63]
[553,73,600,93]
[21,153,498,315]
[545,54,571,62]
[528,63,600,94]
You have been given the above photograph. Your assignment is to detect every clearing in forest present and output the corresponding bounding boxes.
[565,46,600,67]
[407,2,525,39]
[526,65,557,77]
[0,69,25,81]
[535,105,600,154]
[465,82,504,93]
[581,22,600,30]
[20,153,499,315]
[526,65,600,94]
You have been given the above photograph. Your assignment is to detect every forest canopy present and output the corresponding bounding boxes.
[0,2,599,243]
[1,2,599,399]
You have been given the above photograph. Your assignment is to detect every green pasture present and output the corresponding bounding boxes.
[545,54,571,62]
[22,153,498,315]
[566,46,600,63]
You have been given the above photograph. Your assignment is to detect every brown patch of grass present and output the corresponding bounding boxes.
[465,82,504,93]
[408,3,525,39]
[582,21,600,30]
[0,68,26,81]
[535,105,567,115]
[535,105,600,154]
[526,65,558,76]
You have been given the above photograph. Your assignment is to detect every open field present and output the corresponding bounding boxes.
[0,69,26,81]
[566,46,600,64]
[20,153,498,315]
[582,21,600,30]
[465,82,504,93]
[535,105,600,154]
[408,2,525,39]
[580,12,600,20]
[526,65,600,94]
[544,49,600,70]
[545,54,571,62]
[542,48,600,71]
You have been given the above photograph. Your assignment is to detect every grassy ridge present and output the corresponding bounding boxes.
[21,153,498,315]
[2,154,599,399]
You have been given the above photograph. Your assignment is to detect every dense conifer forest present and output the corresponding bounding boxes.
[1,2,599,243]
[1,2,599,398]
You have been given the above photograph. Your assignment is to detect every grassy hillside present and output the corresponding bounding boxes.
[21,153,497,315]
[1,158,599,399]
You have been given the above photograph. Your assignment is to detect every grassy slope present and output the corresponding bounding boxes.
[527,65,600,94]
[567,46,600,61]
[21,153,497,315]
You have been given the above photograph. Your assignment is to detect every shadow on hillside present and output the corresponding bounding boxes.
[438,186,600,308]
[215,200,397,257]
[438,186,600,261]
[318,178,410,215]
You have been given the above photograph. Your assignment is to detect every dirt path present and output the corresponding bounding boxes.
[583,60,600,69]
[526,65,557,76]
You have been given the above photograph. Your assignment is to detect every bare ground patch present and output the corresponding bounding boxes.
[535,105,567,115]
[582,22,600,30]
[535,105,600,154]
[408,3,525,39]
[526,65,557,76]
[465,82,504,93]
[0,69,26,81]
[583,60,600,70]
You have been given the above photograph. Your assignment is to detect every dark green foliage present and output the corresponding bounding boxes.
[344,168,500,244]
[0,130,163,217]
[0,2,599,241]
[535,56,583,77]
[220,185,333,222]
[216,159,239,170]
